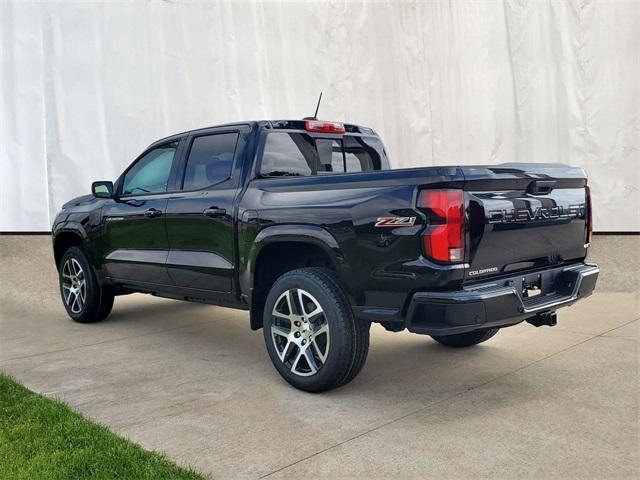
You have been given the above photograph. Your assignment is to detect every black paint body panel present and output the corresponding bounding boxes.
[52,121,596,334]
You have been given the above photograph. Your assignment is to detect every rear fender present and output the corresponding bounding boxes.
[241,224,347,299]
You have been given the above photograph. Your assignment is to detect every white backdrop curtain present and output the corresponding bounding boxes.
[1,0,638,231]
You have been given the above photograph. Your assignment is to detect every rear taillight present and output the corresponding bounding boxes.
[419,189,465,263]
[305,120,346,134]
[586,185,593,243]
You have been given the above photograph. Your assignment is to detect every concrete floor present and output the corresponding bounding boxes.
[0,235,638,479]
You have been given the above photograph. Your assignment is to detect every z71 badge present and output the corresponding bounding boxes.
[375,216,416,227]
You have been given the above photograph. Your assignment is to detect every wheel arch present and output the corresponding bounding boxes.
[53,227,88,269]
[244,225,349,330]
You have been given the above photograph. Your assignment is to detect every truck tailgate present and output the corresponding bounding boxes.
[462,164,590,281]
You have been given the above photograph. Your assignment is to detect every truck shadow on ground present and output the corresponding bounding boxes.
[101,297,560,395]
[104,300,559,399]
[104,297,214,323]
[5,293,575,413]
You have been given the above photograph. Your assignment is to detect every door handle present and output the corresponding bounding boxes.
[144,208,162,218]
[203,206,226,218]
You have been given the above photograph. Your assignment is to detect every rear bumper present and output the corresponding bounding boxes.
[404,262,599,336]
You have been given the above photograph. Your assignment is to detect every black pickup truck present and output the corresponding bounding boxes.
[52,119,599,392]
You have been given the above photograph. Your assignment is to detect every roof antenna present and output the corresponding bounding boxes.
[313,92,322,119]
[304,92,323,120]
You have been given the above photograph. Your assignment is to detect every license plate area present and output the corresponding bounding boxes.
[521,273,543,298]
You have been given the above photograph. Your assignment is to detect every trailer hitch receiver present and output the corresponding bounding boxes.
[526,312,557,327]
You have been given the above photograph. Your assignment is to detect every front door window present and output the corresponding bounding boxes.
[122,142,178,195]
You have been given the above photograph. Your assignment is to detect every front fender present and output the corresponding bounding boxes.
[52,216,102,273]
[52,221,90,242]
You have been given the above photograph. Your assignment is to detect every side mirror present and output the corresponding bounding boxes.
[92,181,114,199]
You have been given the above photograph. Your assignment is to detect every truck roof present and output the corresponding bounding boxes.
[148,120,376,149]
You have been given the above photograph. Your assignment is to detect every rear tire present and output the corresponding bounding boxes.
[59,246,114,323]
[430,328,499,348]
[263,268,370,393]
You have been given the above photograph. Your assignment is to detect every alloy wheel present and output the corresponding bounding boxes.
[61,258,86,314]
[270,288,330,376]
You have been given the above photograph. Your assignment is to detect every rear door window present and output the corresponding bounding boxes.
[183,133,239,190]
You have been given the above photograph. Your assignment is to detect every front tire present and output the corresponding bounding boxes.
[59,246,114,323]
[263,268,370,393]
[430,328,499,348]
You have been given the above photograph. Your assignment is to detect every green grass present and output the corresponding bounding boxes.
[0,373,205,480]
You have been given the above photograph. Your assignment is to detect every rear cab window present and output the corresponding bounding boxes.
[259,130,390,177]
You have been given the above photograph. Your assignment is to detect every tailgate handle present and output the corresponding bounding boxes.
[527,180,556,195]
